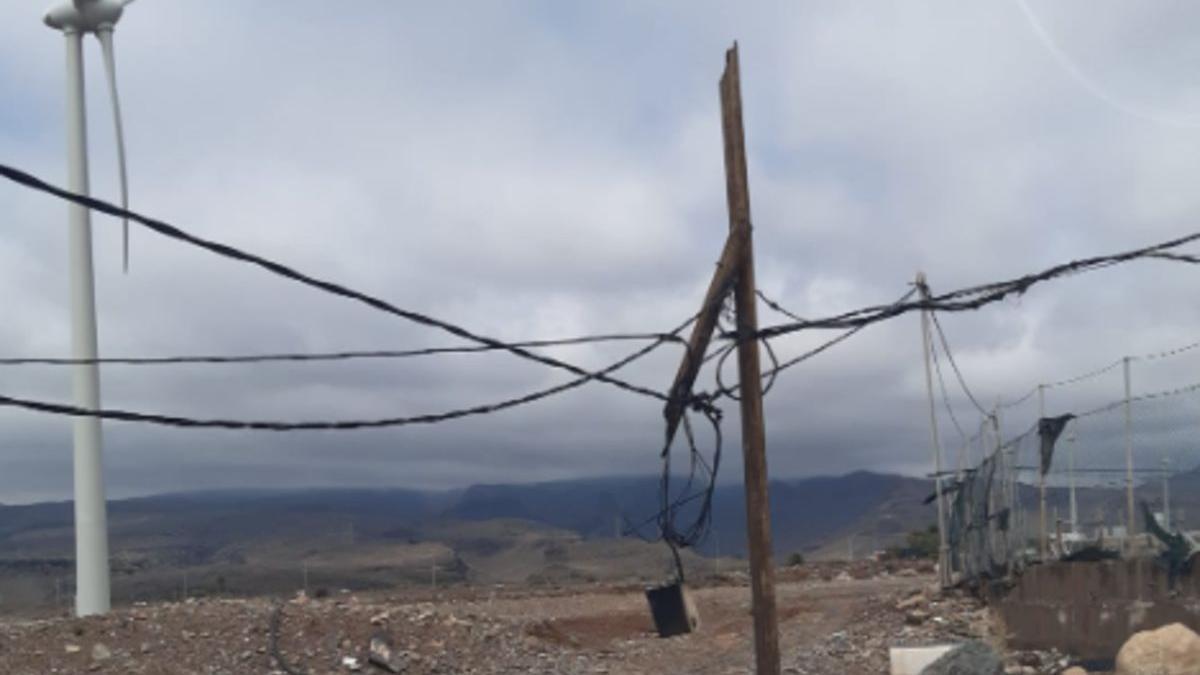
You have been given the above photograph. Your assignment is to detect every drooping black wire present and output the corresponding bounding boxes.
[11,161,1200,405]
[0,332,685,367]
[928,311,991,419]
[997,334,1200,413]
[0,163,668,401]
[1013,466,1180,475]
[0,316,694,431]
[755,289,804,322]
[764,287,919,379]
[713,331,780,401]
[707,287,919,401]
[751,231,1200,339]
[997,386,1039,412]
[928,325,969,444]
[648,286,827,569]
[633,288,918,573]
[655,403,723,580]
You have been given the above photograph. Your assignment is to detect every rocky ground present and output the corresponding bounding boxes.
[0,565,1074,674]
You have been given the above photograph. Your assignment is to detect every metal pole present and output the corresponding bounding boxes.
[1038,384,1047,561]
[62,29,111,618]
[713,529,720,577]
[1162,456,1171,530]
[990,413,1009,566]
[1123,356,1135,550]
[994,404,1017,560]
[1068,430,1078,535]
[916,273,950,588]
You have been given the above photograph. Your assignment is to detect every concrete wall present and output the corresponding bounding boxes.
[999,559,1200,660]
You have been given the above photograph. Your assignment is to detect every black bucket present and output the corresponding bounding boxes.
[644,581,700,637]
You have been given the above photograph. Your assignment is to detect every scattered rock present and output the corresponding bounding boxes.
[0,570,958,673]
[91,642,111,661]
[1115,622,1200,675]
[905,609,930,626]
[368,633,405,673]
[897,593,926,611]
[920,640,1003,675]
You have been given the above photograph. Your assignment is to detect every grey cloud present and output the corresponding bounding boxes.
[2,2,1200,503]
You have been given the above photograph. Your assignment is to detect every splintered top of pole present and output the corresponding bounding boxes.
[661,43,750,449]
[720,43,752,234]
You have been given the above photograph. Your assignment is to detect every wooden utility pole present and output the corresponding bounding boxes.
[659,43,778,674]
[916,274,951,588]
[662,226,747,446]
[721,43,780,675]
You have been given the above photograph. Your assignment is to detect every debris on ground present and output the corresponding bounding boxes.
[919,640,1002,675]
[0,564,1091,675]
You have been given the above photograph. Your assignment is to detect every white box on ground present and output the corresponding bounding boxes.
[889,644,956,675]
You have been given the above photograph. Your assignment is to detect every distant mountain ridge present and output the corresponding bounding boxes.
[0,471,936,560]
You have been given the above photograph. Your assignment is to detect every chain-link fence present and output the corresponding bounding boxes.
[934,333,1200,587]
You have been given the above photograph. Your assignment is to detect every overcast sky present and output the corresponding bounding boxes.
[3,1,1200,503]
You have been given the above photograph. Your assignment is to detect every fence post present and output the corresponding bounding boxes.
[1162,455,1171,530]
[990,412,1007,567]
[1038,383,1047,561]
[916,273,951,588]
[1123,356,1135,551]
[1068,428,1078,535]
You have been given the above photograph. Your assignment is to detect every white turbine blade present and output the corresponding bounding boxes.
[97,29,131,272]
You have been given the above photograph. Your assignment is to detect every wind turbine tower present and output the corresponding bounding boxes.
[42,0,135,617]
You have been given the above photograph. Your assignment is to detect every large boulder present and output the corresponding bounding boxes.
[1115,622,1200,675]
[919,640,1002,675]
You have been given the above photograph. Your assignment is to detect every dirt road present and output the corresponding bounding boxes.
[0,573,990,674]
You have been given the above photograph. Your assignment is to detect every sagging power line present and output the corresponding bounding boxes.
[0,331,687,367]
[0,163,682,403]
[752,229,1200,339]
[0,318,693,431]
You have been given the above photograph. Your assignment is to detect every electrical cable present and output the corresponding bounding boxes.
[0,317,693,431]
[755,289,804,322]
[928,311,991,419]
[752,233,1200,339]
[0,163,676,401]
[708,287,917,401]
[929,324,969,444]
[0,332,686,367]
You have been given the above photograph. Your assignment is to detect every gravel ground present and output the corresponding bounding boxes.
[0,571,999,674]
